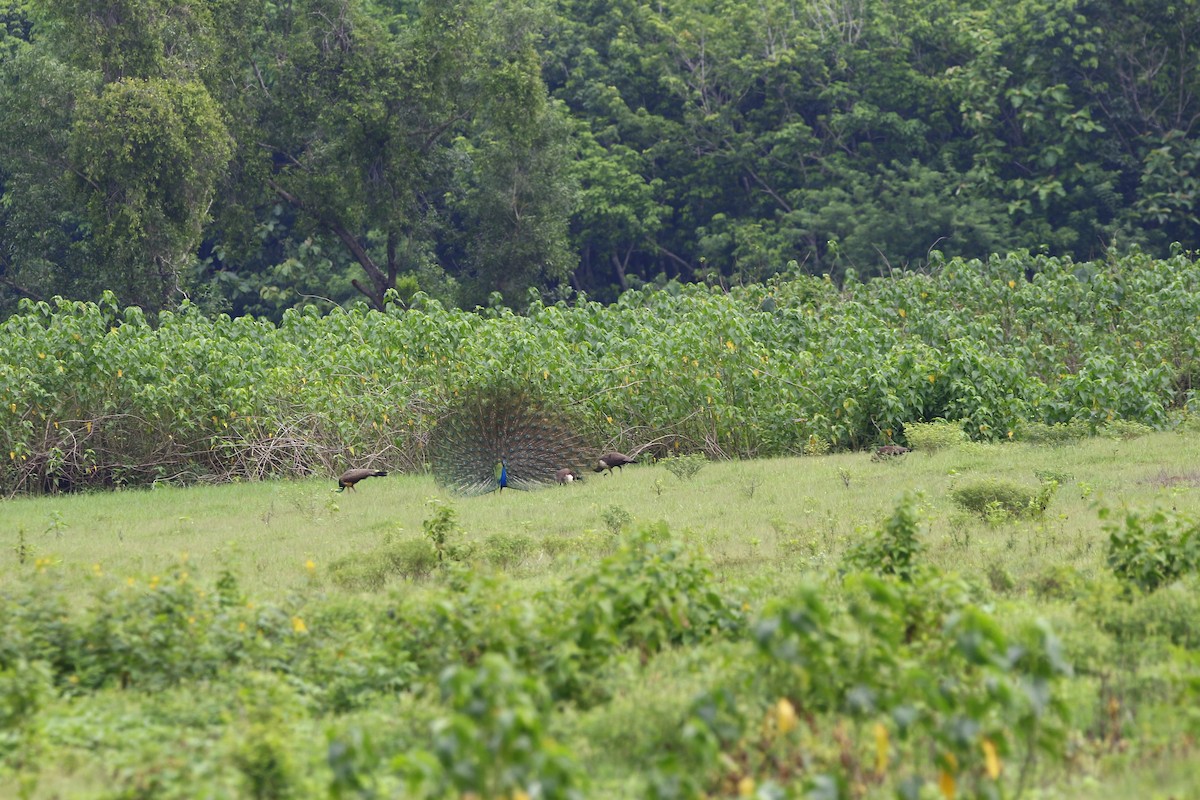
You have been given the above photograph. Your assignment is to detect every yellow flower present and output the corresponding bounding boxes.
[982,739,1001,779]
[116,368,122,377]
[306,559,316,572]
[938,770,956,799]
[37,351,45,359]
[874,722,889,774]
[775,698,798,735]
[737,776,755,797]
[726,340,735,350]
[928,374,936,384]
[542,369,549,379]
[1008,280,1016,288]
[292,616,308,634]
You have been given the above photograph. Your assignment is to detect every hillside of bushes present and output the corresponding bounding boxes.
[2,249,1198,495]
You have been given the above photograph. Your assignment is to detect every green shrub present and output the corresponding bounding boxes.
[395,653,586,799]
[1014,419,1090,445]
[329,556,391,591]
[1104,507,1200,592]
[902,419,966,452]
[843,492,924,582]
[482,533,536,569]
[951,478,1056,520]
[663,454,708,481]
[1100,419,1155,440]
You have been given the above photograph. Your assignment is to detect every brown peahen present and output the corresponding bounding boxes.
[872,445,911,461]
[593,451,636,475]
[336,468,388,492]
[430,385,592,496]
[555,467,582,484]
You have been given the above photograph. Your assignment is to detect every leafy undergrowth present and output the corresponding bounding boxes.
[4,434,1200,798]
[1,525,1198,798]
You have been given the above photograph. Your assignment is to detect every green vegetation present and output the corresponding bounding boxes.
[2,0,1199,313]
[3,432,1200,797]
[5,251,1200,494]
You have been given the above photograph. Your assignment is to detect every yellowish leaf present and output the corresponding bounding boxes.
[776,698,798,735]
[938,769,956,799]
[982,739,1001,779]
[874,722,889,774]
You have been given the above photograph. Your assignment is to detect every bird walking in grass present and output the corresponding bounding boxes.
[335,468,388,492]
[872,445,910,461]
[593,451,636,475]
[555,467,581,484]
[430,384,592,496]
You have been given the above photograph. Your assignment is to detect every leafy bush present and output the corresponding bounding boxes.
[563,524,743,681]
[1104,507,1200,592]
[951,477,1056,520]
[663,454,707,481]
[481,533,536,569]
[843,492,924,582]
[395,654,586,799]
[329,537,438,590]
[668,573,1074,799]
[1014,419,1090,445]
[903,419,966,452]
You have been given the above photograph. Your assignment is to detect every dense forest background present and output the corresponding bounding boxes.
[1,0,1198,319]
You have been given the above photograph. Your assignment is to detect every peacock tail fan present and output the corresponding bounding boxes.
[429,384,592,496]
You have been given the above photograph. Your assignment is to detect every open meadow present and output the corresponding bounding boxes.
[3,428,1200,798]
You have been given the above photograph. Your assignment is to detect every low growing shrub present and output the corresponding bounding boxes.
[1014,419,1090,445]
[843,492,924,582]
[951,477,1057,520]
[663,454,708,481]
[1103,506,1200,592]
[902,419,966,452]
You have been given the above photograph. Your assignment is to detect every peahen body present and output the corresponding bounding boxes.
[430,385,592,496]
[336,468,388,492]
[555,467,581,484]
[593,451,636,475]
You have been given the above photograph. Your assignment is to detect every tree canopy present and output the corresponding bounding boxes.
[1,0,1198,316]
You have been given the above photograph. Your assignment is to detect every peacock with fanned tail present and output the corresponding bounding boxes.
[430,385,592,496]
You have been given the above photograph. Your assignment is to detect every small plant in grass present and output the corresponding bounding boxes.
[1014,419,1090,445]
[395,653,586,799]
[803,435,831,456]
[1101,419,1155,440]
[903,419,966,452]
[482,532,536,569]
[842,492,924,581]
[424,501,466,563]
[951,478,1057,520]
[601,505,632,536]
[1103,506,1200,592]
[663,454,707,481]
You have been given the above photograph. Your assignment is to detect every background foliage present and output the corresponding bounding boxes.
[1,0,1198,314]
[2,250,1198,494]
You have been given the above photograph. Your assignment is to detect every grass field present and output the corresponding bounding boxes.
[3,430,1200,798]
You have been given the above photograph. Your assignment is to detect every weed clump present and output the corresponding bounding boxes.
[1104,507,1200,593]
[902,419,966,452]
[843,492,923,581]
[951,477,1057,520]
[663,454,707,481]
